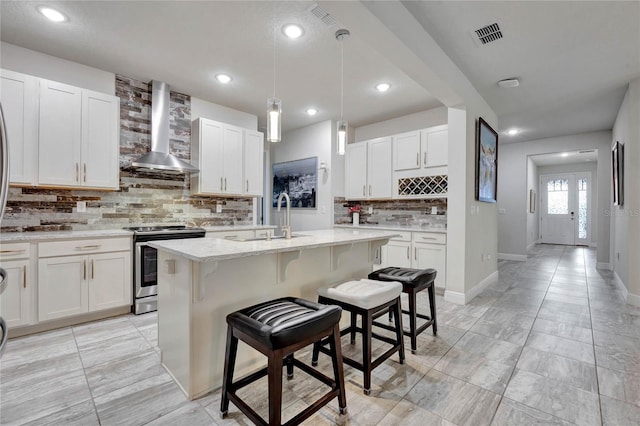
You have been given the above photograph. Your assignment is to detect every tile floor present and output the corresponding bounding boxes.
[1,245,640,425]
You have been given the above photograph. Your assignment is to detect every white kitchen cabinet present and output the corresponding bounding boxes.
[38,79,119,189]
[381,241,412,269]
[413,244,446,290]
[243,130,264,196]
[191,118,252,196]
[38,237,131,321]
[0,242,33,328]
[38,79,82,187]
[345,137,392,200]
[421,126,448,168]
[0,69,38,185]
[393,131,421,171]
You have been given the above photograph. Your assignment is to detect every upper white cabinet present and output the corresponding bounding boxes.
[345,137,392,200]
[0,70,120,190]
[243,130,264,197]
[39,80,119,189]
[191,118,264,197]
[0,70,38,185]
[393,125,448,173]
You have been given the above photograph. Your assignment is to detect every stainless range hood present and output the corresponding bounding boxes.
[131,81,199,173]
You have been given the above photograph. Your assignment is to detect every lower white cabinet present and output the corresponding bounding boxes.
[0,258,32,328]
[38,237,131,321]
[379,231,446,289]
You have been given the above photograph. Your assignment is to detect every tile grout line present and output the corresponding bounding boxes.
[70,326,103,426]
[583,248,604,426]
[486,245,561,426]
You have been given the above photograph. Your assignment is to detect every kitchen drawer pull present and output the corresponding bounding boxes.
[224,178,227,191]
[363,186,366,196]
[416,153,419,166]
[91,259,94,280]
[369,185,372,196]
[76,163,79,182]
[415,247,417,261]
[83,260,87,280]
[84,163,87,183]
[421,237,437,240]
[23,265,26,289]
[0,249,26,255]
[246,180,249,192]
[406,246,410,259]
[223,235,238,240]
[220,177,223,191]
[75,245,102,250]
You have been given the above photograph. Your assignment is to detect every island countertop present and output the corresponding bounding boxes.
[149,228,400,262]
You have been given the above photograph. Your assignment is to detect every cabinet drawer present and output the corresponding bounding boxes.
[39,237,131,258]
[412,232,446,245]
[389,231,412,242]
[0,242,31,260]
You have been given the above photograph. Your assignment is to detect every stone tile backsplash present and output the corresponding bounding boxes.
[334,197,447,228]
[1,75,253,232]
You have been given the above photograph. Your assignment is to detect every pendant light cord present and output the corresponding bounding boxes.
[272,10,277,99]
[340,39,344,121]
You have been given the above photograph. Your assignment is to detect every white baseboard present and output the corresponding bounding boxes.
[498,253,527,262]
[596,262,611,270]
[526,242,537,252]
[444,290,465,305]
[613,271,629,299]
[589,242,597,248]
[444,270,499,305]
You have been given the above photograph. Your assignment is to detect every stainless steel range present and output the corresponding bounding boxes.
[126,225,206,314]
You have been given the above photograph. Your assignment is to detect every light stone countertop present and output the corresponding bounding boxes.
[334,224,447,234]
[0,229,134,242]
[149,228,400,262]
[203,225,277,232]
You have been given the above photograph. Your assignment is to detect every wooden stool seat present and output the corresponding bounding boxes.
[221,297,347,426]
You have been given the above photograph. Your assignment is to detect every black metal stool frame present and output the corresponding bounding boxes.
[221,321,347,426]
[312,295,405,395]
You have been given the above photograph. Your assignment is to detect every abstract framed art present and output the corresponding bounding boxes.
[612,141,624,206]
[476,117,499,203]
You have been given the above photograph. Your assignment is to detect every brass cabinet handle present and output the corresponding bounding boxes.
[421,236,437,240]
[75,245,101,250]
[23,265,26,289]
[406,246,410,259]
[76,163,79,182]
[369,185,372,196]
[224,178,227,191]
[416,153,419,166]
[0,249,26,254]
[363,186,366,196]
[83,163,87,183]
[91,259,94,280]
[424,152,427,166]
[246,180,249,192]
[83,260,87,280]
[415,247,417,261]
[220,177,223,191]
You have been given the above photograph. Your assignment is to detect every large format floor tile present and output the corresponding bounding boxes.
[2,244,640,425]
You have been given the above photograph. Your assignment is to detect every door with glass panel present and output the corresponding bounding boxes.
[540,173,591,245]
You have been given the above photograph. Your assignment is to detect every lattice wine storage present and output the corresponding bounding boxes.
[397,175,448,197]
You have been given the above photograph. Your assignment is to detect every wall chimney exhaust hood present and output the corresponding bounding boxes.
[131,81,199,173]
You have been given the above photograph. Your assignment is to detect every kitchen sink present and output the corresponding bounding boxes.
[227,234,307,242]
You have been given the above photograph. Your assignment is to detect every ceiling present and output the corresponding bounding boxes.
[530,150,598,167]
[1,1,639,144]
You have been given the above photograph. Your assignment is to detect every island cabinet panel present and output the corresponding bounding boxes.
[0,259,32,328]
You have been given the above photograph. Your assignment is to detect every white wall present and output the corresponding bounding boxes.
[354,107,447,142]
[270,120,334,231]
[611,78,640,304]
[190,97,257,130]
[526,157,539,249]
[1,42,115,94]
[537,161,598,246]
[498,131,612,264]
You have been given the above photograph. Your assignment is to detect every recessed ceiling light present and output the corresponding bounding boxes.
[282,24,304,39]
[306,108,318,116]
[507,128,519,136]
[497,78,519,88]
[38,6,67,22]
[215,74,232,84]
[561,152,569,157]
[375,83,391,92]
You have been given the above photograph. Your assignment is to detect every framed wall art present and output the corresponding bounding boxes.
[272,157,317,208]
[476,117,499,203]
[612,141,624,206]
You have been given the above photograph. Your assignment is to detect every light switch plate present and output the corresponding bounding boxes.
[216,202,222,213]
[77,201,87,212]
[431,207,438,215]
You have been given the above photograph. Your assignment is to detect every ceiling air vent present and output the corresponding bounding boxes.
[309,4,337,26]
[473,22,503,45]
[579,150,595,154]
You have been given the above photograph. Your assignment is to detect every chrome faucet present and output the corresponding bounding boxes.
[276,192,292,239]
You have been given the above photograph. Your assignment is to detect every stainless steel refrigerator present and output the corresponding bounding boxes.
[0,104,10,357]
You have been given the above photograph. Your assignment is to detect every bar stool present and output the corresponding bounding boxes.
[312,279,405,395]
[368,267,437,354]
[221,297,347,426]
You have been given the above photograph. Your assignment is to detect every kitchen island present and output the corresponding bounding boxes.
[149,228,399,399]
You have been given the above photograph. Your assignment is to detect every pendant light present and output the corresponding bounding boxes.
[267,13,282,143]
[336,29,350,155]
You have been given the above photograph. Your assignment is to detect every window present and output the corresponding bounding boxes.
[547,178,569,214]
[578,178,587,239]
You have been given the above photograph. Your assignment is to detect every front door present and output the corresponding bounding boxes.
[540,173,591,246]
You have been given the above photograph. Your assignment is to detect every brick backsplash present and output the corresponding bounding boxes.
[1,75,253,232]
[334,197,447,228]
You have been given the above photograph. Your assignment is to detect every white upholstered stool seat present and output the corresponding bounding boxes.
[317,279,402,310]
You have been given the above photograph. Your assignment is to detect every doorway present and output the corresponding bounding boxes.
[540,172,591,246]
